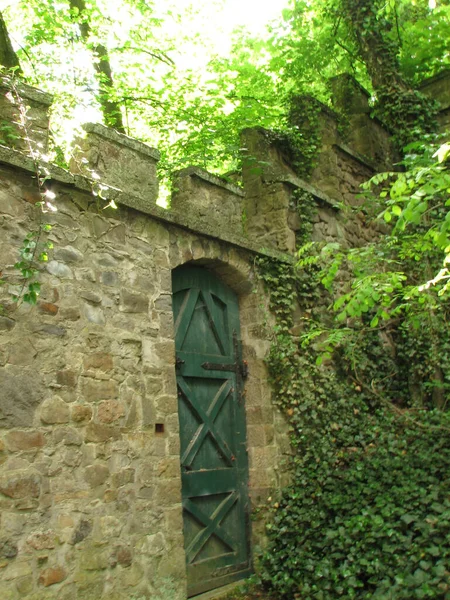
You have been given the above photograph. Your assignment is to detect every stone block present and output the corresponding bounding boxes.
[64,447,82,467]
[16,574,34,595]
[100,271,118,286]
[79,545,109,571]
[26,530,55,550]
[84,463,110,487]
[0,469,41,499]
[46,260,74,279]
[54,245,83,263]
[5,431,45,451]
[84,423,121,443]
[0,316,16,331]
[110,544,133,567]
[167,435,180,456]
[53,427,83,446]
[154,294,172,311]
[72,520,92,545]
[39,566,67,587]
[71,404,93,424]
[122,561,144,587]
[156,457,180,479]
[2,559,33,581]
[0,367,43,428]
[246,406,264,425]
[247,425,266,447]
[40,396,70,424]
[81,379,118,402]
[0,538,18,559]
[119,289,149,313]
[111,468,135,488]
[83,304,106,325]
[83,352,113,371]
[155,480,181,506]
[97,400,125,424]
[80,290,102,304]
[37,301,59,316]
[56,370,78,388]
[59,305,81,321]
[154,395,177,416]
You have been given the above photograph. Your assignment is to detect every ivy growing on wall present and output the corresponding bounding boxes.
[255,251,450,599]
[255,135,450,595]
[267,96,323,180]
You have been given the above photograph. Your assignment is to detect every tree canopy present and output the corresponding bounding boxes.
[1,0,448,174]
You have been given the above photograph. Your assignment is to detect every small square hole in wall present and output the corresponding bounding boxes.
[155,423,165,435]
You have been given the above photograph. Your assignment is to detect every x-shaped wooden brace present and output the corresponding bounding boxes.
[184,492,238,564]
[178,377,234,468]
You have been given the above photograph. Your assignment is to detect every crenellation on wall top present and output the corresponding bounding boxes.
[82,122,161,161]
[0,142,290,262]
[0,77,53,153]
[173,166,245,197]
[0,76,53,106]
[420,69,450,128]
[70,122,160,204]
[329,73,371,115]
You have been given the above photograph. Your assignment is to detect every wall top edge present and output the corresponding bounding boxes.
[82,122,161,161]
[0,77,53,105]
[0,143,290,263]
[173,166,245,197]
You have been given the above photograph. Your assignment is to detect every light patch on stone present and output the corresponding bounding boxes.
[83,304,106,325]
[46,260,74,279]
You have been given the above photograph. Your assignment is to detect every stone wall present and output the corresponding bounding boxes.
[420,69,450,134]
[0,121,290,599]
[0,71,448,600]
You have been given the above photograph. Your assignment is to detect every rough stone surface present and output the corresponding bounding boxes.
[46,261,74,279]
[0,538,18,559]
[0,368,43,428]
[39,397,70,424]
[5,431,45,451]
[39,566,67,587]
[70,122,160,203]
[0,470,41,499]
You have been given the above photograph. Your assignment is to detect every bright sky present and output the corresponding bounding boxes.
[149,0,289,67]
[217,0,288,34]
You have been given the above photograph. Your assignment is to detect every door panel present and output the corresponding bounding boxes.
[172,266,251,597]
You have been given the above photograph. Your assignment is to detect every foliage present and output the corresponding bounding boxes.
[2,0,449,178]
[256,252,450,599]
[253,134,450,599]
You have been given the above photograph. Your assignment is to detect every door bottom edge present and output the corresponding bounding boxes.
[188,567,253,598]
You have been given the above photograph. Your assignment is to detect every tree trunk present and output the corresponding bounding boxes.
[69,0,125,133]
[0,11,21,73]
[338,0,437,148]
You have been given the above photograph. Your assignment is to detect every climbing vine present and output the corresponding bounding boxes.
[1,72,54,306]
[255,239,450,598]
[267,96,323,180]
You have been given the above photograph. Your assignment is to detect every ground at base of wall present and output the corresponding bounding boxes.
[221,583,279,600]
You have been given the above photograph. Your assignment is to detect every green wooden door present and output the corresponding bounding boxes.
[172,266,251,597]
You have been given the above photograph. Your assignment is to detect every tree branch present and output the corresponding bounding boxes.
[69,0,125,133]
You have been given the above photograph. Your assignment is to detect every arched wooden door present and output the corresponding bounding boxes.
[172,266,251,597]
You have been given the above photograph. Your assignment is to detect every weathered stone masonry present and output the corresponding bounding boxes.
[0,92,292,600]
[0,71,448,599]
